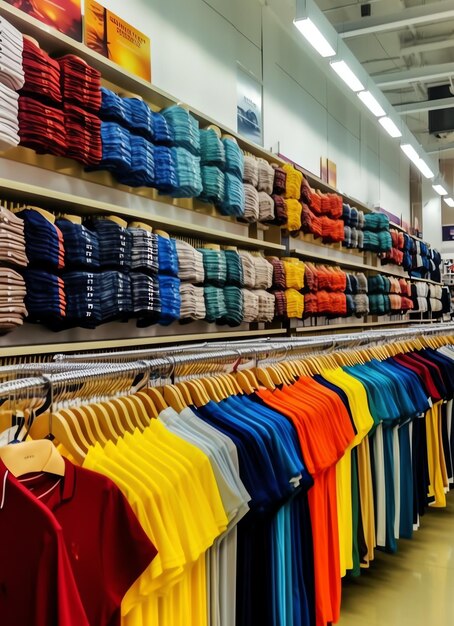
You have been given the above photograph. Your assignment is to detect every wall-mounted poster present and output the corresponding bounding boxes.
[442,225,454,241]
[5,0,82,41]
[237,65,262,145]
[327,159,337,188]
[84,0,151,82]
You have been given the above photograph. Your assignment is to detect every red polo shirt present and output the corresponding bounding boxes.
[0,460,90,625]
[13,458,157,626]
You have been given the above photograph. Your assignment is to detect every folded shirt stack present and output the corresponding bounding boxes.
[223,137,244,179]
[282,258,305,291]
[273,290,287,318]
[282,164,302,199]
[157,274,181,325]
[168,147,202,198]
[0,83,20,152]
[63,271,101,328]
[388,294,402,312]
[154,145,178,192]
[161,105,200,155]
[272,165,286,195]
[241,288,259,323]
[321,215,344,244]
[200,128,225,167]
[56,217,100,270]
[284,199,302,232]
[252,255,273,289]
[18,208,64,270]
[258,191,275,222]
[116,134,155,187]
[57,54,102,112]
[64,102,102,166]
[218,172,244,217]
[179,283,206,321]
[239,251,256,289]
[369,294,391,316]
[96,121,132,173]
[0,206,28,267]
[243,155,259,187]
[98,271,132,322]
[122,96,154,139]
[285,288,304,319]
[257,159,274,195]
[90,218,132,272]
[204,285,227,323]
[221,285,244,326]
[243,183,259,222]
[157,236,179,276]
[267,257,286,290]
[304,292,317,316]
[18,96,67,156]
[255,290,275,322]
[200,165,225,204]
[128,227,159,275]
[0,267,27,333]
[353,293,369,316]
[271,195,287,226]
[199,248,227,287]
[175,239,205,283]
[224,249,243,287]
[130,272,161,322]
[21,38,61,104]
[24,269,66,322]
[300,202,321,237]
[0,17,24,91]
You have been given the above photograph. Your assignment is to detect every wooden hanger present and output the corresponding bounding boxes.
[234,370,256,394]
[29,412,86,465]
[135,391,159,419]
[185,379,211,407]
[163,384,187,412]
[255,366,276,390]
[174,381,193,406]
[0,439,65,477]
[145,387,168,412]
[200,376,225,402]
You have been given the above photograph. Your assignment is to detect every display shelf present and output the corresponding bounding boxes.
[0,176,284,252]
[291,240,408,278]
[294,318,438,333]
[0,1,281,167]
[410,276,443,285]
[0,326,286,358]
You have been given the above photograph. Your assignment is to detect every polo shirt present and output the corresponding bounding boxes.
[0,460,90,626]
[15,458,157,626]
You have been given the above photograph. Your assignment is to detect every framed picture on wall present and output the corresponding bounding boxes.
[236,64,263,146]
[4,0,82,41]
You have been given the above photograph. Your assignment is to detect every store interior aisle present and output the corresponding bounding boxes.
[338,492,454,625]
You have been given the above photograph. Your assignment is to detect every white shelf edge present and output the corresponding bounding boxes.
[0,327,286,358]
[0,178,284,251]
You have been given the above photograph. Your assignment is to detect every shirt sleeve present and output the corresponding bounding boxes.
[101,483,158,617]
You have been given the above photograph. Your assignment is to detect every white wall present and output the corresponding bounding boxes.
[421,178,442,250]
[91,0,411,220]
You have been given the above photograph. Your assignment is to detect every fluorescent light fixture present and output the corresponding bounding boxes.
[400,143,420,164]
[357,90,386,117]
[444,197,454,207]
[330,60,364,92]
[417,159,434,179]
[378,116,402,138]
[400,144,435,178]
[294,17,336,57]
[432,183,448,195]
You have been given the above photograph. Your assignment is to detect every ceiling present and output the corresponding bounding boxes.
[314,0,454,160]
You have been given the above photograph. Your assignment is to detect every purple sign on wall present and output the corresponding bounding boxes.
[442,225,454,241]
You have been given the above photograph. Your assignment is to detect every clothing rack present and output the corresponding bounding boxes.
[0,324,453,400]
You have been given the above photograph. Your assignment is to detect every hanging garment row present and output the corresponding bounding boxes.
[0,331,453,626]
